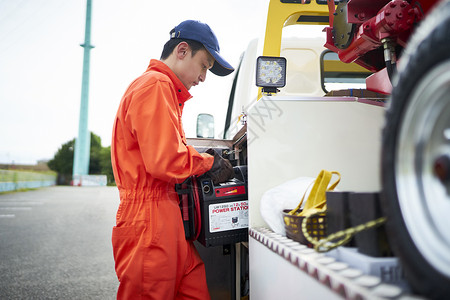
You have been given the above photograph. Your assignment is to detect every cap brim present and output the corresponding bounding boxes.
[205,47,234,76]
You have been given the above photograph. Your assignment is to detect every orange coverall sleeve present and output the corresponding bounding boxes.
[126,80,214,183]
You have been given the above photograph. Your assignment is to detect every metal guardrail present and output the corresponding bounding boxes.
[0,170,56,192]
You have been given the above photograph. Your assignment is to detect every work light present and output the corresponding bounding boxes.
[256,56,287,94]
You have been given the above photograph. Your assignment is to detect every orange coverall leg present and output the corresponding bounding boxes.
[112,189,210,300]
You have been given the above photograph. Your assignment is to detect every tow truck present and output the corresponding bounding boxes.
[189,0,450,299]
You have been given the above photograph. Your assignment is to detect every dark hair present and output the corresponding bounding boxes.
[160,29,205,60]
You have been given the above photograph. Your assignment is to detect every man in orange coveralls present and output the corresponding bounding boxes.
[111,20,235,300]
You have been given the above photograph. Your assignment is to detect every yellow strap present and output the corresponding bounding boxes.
[302,170,331,211]
[327,171,341,190]
[288,180,315,216]
[299,170,341,217]
[288,170,341,217]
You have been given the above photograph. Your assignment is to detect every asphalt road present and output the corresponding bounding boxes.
[0,186,120,300]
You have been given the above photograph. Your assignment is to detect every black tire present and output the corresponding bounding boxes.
[381,1,450,299]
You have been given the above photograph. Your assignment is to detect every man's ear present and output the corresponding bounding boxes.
[175,42,189,60]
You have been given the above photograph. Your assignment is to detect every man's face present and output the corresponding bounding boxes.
[176,47,214,90]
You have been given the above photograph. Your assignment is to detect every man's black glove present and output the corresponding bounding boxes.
[205,148,234,185]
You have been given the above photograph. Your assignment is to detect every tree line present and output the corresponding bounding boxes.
[47,132,114,185]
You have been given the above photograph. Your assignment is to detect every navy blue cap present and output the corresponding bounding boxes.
[171,20,234,76]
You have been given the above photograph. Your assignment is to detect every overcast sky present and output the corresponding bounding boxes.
[0,0,269,165]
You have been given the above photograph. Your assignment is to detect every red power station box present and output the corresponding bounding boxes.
[176,166,248,247]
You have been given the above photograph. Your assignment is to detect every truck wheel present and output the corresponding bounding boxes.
[381,1,450,299]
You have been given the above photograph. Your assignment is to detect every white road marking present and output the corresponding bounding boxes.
[0,202,43,206]
[0,214,15,218]
[0,201,43,218]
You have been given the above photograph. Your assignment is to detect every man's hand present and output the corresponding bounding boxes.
[205,148,234,184]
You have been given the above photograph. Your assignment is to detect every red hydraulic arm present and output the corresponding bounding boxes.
[324,0,439,94]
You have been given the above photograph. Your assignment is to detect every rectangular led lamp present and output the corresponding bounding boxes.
[256,56,287,90]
